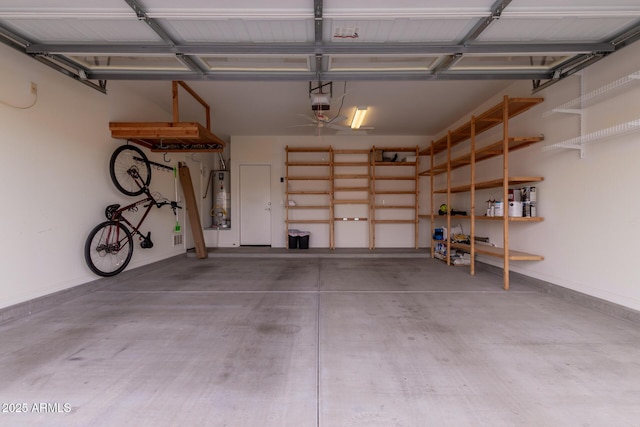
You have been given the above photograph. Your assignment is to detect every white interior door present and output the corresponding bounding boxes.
[240,164,272,246]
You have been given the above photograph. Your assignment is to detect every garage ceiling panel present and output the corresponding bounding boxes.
[69,54,188,70]
[451,55,570,71]
[0,18,161,43]
[329,55,438,72]
[328,17,476,43]
[202,55,310,71]
[162,18,314,43]
[479,16,640,43]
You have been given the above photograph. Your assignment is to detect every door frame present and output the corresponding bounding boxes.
[239,163,272,246]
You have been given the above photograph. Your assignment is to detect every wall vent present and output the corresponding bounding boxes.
[173,233,184,246]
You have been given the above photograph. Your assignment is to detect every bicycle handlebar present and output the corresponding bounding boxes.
[144,201,182,211]
[156,201,182,210]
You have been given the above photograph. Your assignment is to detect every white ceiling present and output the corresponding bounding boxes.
[1,0,639,140]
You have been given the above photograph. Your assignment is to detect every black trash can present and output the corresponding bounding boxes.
[288,229,299,249]
[299,231,310,249]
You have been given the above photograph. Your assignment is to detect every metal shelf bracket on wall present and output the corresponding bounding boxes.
[542,70,640,159]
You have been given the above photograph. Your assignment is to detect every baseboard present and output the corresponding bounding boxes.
[475,261,640,324]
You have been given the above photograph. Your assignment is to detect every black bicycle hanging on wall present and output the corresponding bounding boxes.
[84,144,181,277]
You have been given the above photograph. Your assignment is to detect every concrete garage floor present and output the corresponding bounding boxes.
[1,251,640,426]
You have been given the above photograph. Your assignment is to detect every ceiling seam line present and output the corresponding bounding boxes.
[24,42,615,56]
[432,0,513,75]
[123,0,207,76]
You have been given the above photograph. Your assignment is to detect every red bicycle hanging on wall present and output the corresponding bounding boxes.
[84,144,181,277]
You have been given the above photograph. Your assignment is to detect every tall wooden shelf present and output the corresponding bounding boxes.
[421,96,544,290]
[285,146,334,248]
[285,146,419,249]
[370,146,419,249]
[332,149,371,248]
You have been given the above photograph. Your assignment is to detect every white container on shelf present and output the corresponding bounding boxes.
[494,201,504,217]
[508,201,523,217]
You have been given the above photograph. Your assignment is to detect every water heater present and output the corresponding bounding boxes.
[212,171,231,228]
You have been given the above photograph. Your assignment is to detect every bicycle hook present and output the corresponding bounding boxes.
[163,152,171,163]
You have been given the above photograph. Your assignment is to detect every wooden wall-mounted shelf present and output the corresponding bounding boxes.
[109,81,225,152]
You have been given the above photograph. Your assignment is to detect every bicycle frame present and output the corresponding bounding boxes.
[110,166,159,240]
[113,193,157,239]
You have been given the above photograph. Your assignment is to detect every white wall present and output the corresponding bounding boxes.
[205,135,430,248]
[3,38,639,312]
[430,42,640,311]
[0,44,197,309]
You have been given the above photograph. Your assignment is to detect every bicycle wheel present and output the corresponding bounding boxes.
[84,221,134,277]
[109,144,151,196]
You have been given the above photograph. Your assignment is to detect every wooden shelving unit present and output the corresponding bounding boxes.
[420,96,544,290]
[285,145,419,249]
[285,146,333,248]
[332,149,371,248]
[370,146,419,249]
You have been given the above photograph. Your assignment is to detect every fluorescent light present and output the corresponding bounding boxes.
[351,106,368,129]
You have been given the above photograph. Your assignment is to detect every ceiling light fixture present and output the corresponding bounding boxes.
[351,106,368,129]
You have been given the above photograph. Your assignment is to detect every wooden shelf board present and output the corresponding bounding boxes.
[286,147,331,153]
[109,122,225,152]
[374,205,416,209]
[424,137,544,176]
[333,149,370,154]
[334,186,370,192]
[372,176,416,180]
[373,190,417,195]
[334,174,369,179]
[373,162,417,166]
[452,243,543,261]
[286,220,331,224]
[476,216,544,222]
[434,176,544,193]
[287,191,331,195]
[287,162,331,166]
[372,220,417,224]
[334,200,370,205]
[420,97,544,155]
[334,218,368,221]
[374,147,418,152]
[287,176,331,181]
[334,162,370,166]
[287,205,330,209]
[437,215,544,222]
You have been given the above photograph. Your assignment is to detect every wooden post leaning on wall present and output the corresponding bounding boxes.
[178,162,208,259]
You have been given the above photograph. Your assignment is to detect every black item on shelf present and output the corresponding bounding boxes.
[451,209,467,216]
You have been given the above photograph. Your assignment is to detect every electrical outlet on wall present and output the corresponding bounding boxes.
[30,82,37,96]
